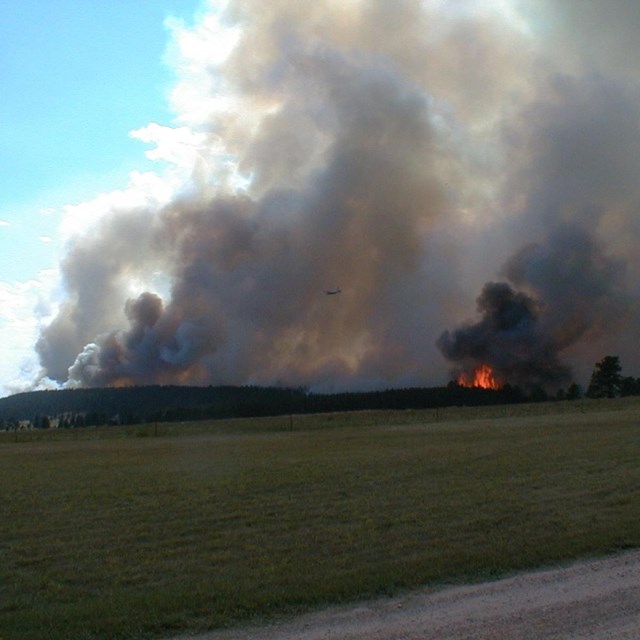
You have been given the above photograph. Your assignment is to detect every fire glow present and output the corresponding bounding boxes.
[457,364,501,390]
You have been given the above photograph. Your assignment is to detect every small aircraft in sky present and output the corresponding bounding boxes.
[324,287,341,295]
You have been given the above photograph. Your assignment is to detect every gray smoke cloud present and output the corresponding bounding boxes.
[35,0,640,391]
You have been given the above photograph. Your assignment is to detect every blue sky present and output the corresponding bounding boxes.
[0,0,200,279]
[0,0,202,394]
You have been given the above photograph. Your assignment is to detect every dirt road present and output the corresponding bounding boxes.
[174,549,640,639]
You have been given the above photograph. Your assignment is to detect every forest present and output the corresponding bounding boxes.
[0,382,524,429]
[1,355,638,430]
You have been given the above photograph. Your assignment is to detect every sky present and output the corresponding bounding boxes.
[0,0,202,395]
[3,0,640,398]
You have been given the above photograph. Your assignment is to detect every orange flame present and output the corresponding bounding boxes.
[457,364,501,390]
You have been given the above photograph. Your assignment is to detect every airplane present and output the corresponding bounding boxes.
[324,287,341,295]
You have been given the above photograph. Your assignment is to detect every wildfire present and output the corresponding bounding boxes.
[457,364,501,390]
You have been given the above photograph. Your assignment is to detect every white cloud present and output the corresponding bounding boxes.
[130,122,208,167]
[0,271,60,397]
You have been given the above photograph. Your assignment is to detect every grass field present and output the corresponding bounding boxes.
[1,398,639,640]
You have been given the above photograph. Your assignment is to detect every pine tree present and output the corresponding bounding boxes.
[586,356,622,398]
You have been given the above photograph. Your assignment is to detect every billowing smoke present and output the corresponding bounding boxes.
[437,281,571,390]
[438,225,628,389]
[34,0,640,392]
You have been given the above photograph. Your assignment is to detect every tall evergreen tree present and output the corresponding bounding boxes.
[586,356,622,398]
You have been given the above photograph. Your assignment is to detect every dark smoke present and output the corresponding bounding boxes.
[437,281,571,389]
[438,224,629,389]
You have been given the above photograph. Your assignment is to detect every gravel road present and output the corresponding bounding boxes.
[173,549,640,639]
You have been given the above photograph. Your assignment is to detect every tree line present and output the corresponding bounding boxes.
[0,356,637,430]
[0,383,526,430]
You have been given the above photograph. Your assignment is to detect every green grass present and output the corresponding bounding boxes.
[1,398,639,639]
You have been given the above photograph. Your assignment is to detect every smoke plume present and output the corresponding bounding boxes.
[35,0,640,392]
[437,281,570,390]
[438,220,630,389]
